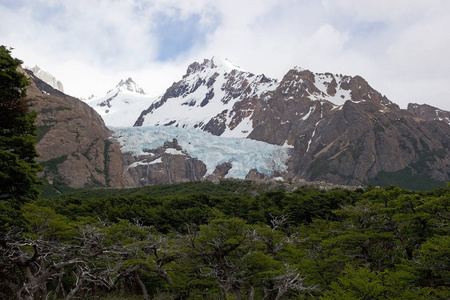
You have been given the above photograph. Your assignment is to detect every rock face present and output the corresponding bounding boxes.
[26,65,64,92]
[247,68,450,186]
[408,103,450,125]
[24,69,125,189]
[123,139,207,186]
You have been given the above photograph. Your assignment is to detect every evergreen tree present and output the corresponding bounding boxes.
[0,46,41,228]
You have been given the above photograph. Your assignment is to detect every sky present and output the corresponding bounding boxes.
[1,0,449,110]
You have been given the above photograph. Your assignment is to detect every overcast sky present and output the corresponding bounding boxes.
[1,0,449,110]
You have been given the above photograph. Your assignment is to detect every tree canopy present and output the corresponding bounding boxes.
[0,45,41,228]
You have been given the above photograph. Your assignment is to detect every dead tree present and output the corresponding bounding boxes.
[0,225,121,300]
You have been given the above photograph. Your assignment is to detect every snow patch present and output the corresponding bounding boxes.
[311,73,351,106]
[165,148,184,155]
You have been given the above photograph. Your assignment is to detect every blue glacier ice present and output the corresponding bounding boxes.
[111,126,292,178]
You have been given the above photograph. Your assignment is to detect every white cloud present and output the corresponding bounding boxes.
[0,0,449,110]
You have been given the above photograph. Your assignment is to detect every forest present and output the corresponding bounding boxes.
[1,180,449,299]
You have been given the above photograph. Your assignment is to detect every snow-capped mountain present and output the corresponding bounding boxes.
[85,78,155,127]
[128,57,449,188]
[134,57,278,138]
[134,57,398,140]
[78,57,450,189]
[26,65,64,92]
[116,77,146,94]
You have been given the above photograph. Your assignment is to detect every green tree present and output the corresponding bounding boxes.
[0,46,42,229]
[320,266,387,300]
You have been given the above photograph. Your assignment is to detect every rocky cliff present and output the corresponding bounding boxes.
[24,69,125,189]
[122,139,207,186]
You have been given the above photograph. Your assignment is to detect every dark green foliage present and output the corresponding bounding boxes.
[368,167,446,191]
[39,178,270,200]
[0,46,42,228]
[4,177,450,298]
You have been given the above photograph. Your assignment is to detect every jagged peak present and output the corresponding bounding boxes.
[408,102,449,113]
[184,56,247,78]
[211,56,247,72]
[25,65,65,93]
[407,103,450,125]
[293,66,307,72]
[116,77,146,94]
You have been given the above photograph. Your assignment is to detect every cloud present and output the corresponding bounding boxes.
[0,0,449,111]
[153,11,219,61]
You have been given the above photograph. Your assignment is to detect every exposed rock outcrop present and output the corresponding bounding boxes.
[24,69,125,188]
[123,139,207,186]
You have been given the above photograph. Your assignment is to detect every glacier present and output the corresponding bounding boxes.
[111,126,292,178]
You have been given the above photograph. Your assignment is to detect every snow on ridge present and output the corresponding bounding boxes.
[116,77,146,95]
[293,66,306,72]
[311,73,351,106]
[140,58,278,136]
[111,126,292,178]
[212,56,247,72]
[86,90,156,127]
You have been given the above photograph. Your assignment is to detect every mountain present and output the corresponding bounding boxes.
[128,57,450,189]
[252,69,449,188]
[26,65,65,92]
[116,77,146,94]
[407,103,450,125]
[85,77,154,127]
[23,68,125,189]
[134,57,278,138]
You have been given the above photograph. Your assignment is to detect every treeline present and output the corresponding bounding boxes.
[1,181,449,299]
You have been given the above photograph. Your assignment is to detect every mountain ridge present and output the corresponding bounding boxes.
[25,65,65,93]
[85,77,154,127]
[28,57,450,190]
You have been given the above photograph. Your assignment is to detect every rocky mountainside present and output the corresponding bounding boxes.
[408,103,450,125]
[26,65,65,92]
[128,57,450,189]
[248,68,450,187]
[23,69,125,189]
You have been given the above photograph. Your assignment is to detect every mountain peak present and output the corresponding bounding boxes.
[183,57,247,78]
[211,56,246,72]
[25,65,65,92]
[116,77,146,95]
